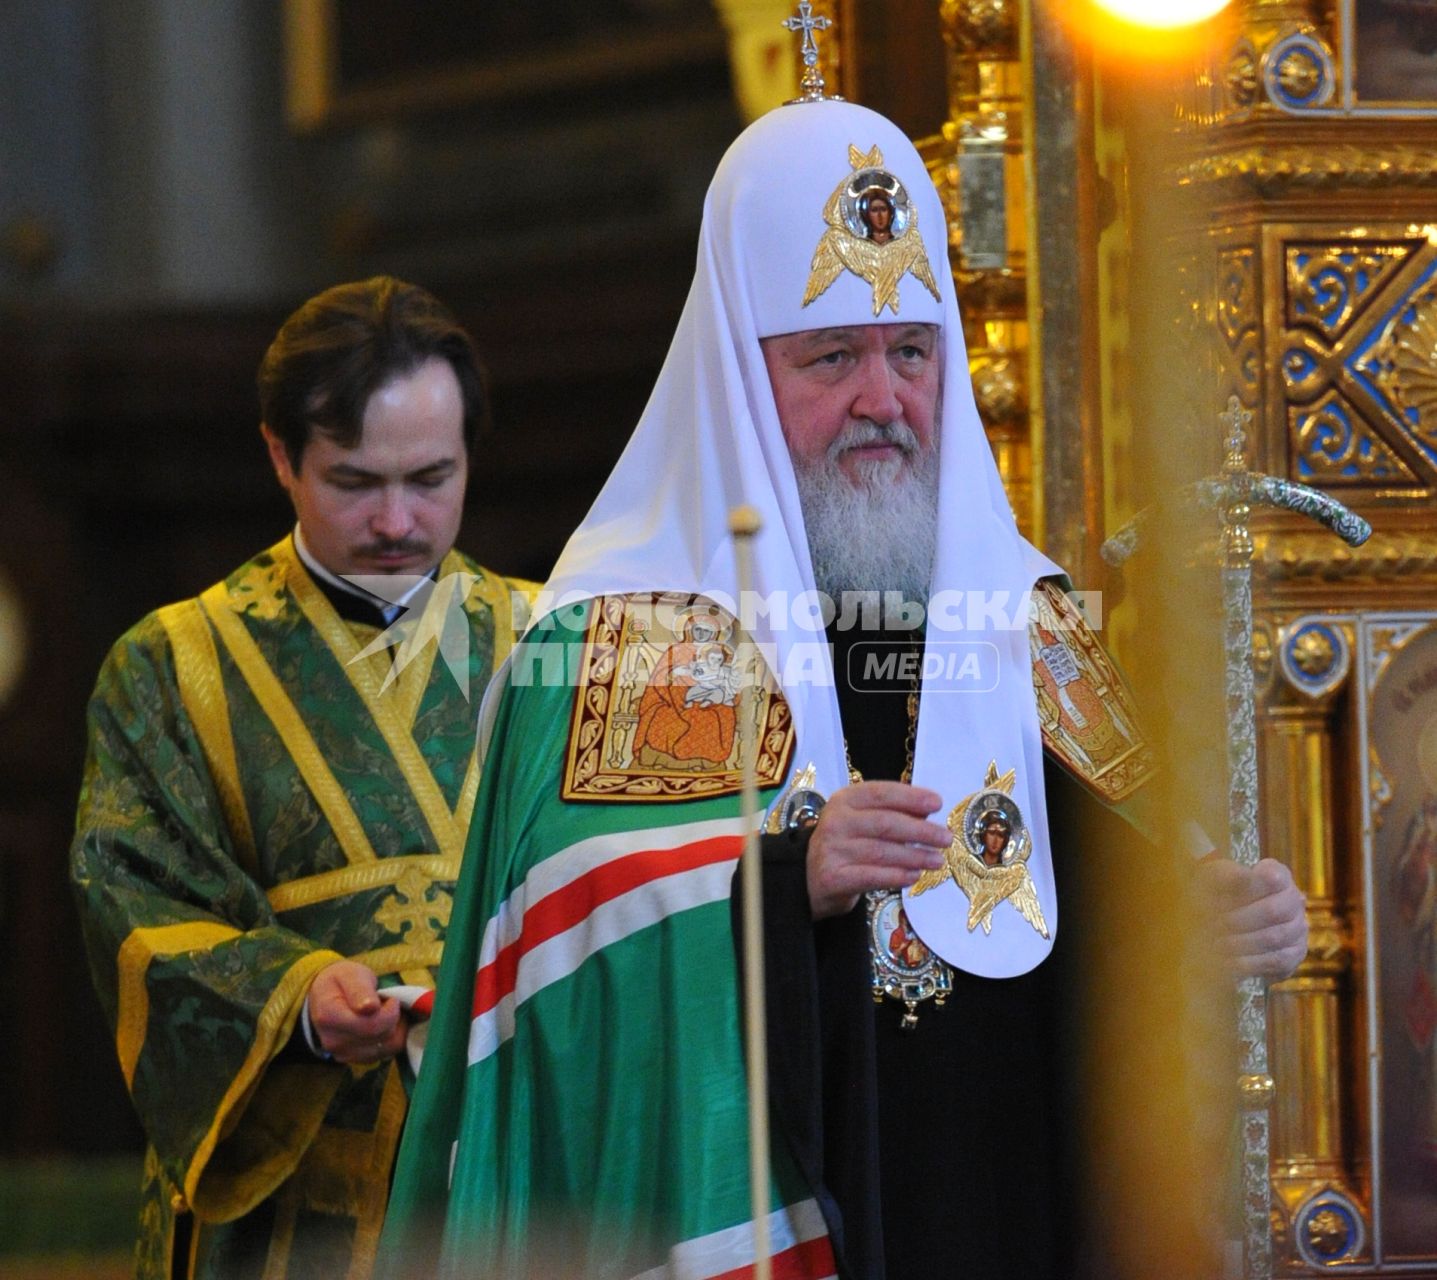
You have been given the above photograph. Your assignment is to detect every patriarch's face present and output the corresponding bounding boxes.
[760,323,940,488]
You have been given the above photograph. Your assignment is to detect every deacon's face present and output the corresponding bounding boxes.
[761,324,940,487]
[263,355,469,578]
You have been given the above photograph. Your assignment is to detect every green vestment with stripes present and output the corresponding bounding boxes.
[380,600,835,1280]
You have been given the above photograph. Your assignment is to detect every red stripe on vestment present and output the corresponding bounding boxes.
[472,834,742,1018]
[706,1232,838,1280]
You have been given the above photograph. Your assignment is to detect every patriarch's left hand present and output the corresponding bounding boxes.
[1197,857,1308,981]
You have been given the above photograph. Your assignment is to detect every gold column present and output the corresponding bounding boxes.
[919,0,1033,535]
[1187,0,1437,1265]
[1260,649,1362,1262]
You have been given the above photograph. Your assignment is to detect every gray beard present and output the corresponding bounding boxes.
[793,418,939,618]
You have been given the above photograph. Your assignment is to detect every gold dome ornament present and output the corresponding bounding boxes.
[0,567,26,712]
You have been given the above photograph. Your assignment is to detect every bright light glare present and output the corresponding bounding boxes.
[1091,0,1232,28]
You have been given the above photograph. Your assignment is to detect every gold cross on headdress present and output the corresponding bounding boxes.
[782,1,841,103]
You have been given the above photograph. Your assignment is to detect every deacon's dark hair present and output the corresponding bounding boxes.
[258,276,488,468]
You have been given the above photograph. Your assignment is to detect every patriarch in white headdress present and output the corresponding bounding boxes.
[534,98,1062,976]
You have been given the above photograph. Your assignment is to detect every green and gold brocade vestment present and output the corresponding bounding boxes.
[70,537,534,1280]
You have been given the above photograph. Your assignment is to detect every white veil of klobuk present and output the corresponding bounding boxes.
[514,99,1063,977]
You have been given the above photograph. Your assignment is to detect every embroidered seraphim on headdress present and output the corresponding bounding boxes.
[802,144,942,316]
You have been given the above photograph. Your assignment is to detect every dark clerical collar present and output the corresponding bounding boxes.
[291,526,440,631]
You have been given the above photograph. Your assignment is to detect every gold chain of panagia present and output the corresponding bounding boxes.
[902,685,918,784]
[852,674,949,1030]
[845,671,919,786]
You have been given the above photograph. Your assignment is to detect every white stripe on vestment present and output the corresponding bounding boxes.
[629,1198,833,1280]
[475,815,750,975]
[467,855,738,1066]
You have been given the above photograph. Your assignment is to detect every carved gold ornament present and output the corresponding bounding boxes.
[950,0,1017,52]
[1277,50,1321,101]
[1373,280,1437,441]
[1291,626,1335,676]
[1286,244,1408,342]
[1306,1209,1350,1258]
[1237,1073,1276,1108]
[803,144,942,316]
[1292,392,1412,484]
[970,353,1024,425]
[1181,144,1437,195]
[1252,623,1274,685]
[1225,46,1259,109]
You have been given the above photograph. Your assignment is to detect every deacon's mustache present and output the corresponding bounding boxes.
[827,418,920,461]
[356,537,432,560]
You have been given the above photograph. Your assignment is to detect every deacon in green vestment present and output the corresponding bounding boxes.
[70,278,536,1280]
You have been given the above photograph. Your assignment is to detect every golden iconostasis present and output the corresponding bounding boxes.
[714,1,1437,1273]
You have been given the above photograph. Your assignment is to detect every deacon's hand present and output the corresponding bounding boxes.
[1197,857,1308,980]
[806,781,951,921]
[306,960,407,1064]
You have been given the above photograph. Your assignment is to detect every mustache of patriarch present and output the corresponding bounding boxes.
[827,419,921,461]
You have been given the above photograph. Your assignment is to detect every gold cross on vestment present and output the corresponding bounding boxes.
[373,865,452,947]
